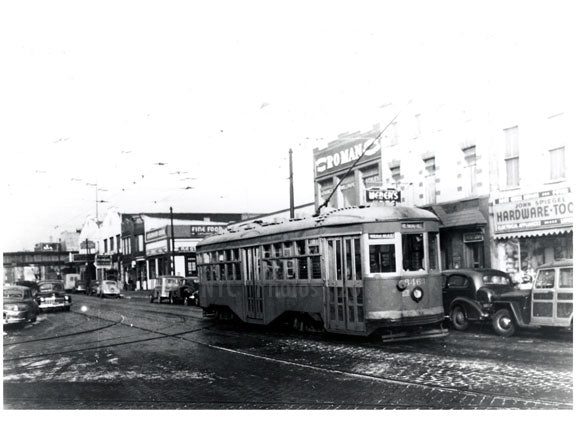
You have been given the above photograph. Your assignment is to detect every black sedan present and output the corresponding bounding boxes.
[4,286,39,325]
[36,281,72,312]
[442,269,526,331]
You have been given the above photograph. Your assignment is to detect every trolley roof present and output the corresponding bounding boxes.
[197,205,439,248]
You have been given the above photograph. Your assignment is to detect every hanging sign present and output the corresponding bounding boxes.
[366,188,401,204]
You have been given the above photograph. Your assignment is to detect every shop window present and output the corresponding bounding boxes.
[402,234,424,272]
[369,244,396,273]
[504,126,519,187]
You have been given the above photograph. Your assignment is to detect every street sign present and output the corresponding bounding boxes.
[366,188,401,204]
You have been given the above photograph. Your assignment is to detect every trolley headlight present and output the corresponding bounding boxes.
[411,287,424,302]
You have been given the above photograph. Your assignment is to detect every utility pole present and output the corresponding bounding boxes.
[289,148,295,219]
[170,207,176,276]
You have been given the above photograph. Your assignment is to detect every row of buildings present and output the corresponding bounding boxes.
[4,100,572,287]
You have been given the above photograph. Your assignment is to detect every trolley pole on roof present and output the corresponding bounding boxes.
[289,148,295,219]
[170,206,176,276]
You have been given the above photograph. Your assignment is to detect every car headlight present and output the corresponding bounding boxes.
[65,295,70,301]
[40,297,45,302]
[411,287,424,302]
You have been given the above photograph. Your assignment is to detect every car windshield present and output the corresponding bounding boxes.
[165,278,180,286]
[482,275,511,285]
[4,290,25,299]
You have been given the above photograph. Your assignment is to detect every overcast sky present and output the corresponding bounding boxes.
[1,0,572,252]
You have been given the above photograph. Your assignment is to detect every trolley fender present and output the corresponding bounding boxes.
[449,297,486,320]
[492,301,530,328]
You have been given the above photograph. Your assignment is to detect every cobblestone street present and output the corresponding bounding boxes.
[3,295,572,410]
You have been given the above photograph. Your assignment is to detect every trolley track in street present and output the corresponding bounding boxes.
[4,300,572,409]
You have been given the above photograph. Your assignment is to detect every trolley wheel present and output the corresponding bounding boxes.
[492,309,516,337]
[450,305,470,331]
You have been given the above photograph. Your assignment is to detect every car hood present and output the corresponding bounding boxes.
[3,298,28,305]
[494,290,530,301]
[37,291,66,297]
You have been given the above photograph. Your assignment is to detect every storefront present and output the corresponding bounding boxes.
[145,223,227,287]
[427,196,490,270]
[490,186,573,281]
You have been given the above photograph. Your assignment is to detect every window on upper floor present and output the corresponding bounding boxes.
[103,239,108,254]
[504,126,519,187]
[389,161,401,183]
[549,146,566,180]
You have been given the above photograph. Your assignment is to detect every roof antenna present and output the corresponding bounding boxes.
[315,111,401,216]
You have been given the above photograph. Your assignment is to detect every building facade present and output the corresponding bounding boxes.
[313,102,572,277]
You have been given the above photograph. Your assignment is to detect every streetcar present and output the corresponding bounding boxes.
[196,204,447,340]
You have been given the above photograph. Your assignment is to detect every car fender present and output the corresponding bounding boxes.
[449,297,485,320]
[492,300,529,328]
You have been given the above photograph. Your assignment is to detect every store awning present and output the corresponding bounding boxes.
[495,227,572,240]
[430,206,487,228]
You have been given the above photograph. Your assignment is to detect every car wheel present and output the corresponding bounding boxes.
[492,308,516,337]
[450,305,470,331]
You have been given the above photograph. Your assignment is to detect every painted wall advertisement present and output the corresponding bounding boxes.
[492,187,572,234]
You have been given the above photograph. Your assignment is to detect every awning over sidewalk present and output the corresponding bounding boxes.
[494,227,572,240]
[430,205,487,228]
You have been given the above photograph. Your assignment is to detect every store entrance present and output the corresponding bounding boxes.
[464,241,484,269]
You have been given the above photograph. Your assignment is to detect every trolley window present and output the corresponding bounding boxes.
[402,233,424,272]
[428,232,439,271]
[369,244,396,273]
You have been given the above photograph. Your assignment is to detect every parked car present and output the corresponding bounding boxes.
[87,280,100,296]
[96,280,122,298]
[442,269,522,331]
[75,279,87,293]
[490,259,573,337]
[35,281,72,312]
[150,276,188,304]
[15,280,40,295]
[4,286,39,325]
[64,273,81,292]
[181,277,199,306]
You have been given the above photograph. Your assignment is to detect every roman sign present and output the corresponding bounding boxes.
[314,132,382,178]
[492,187,573,233]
